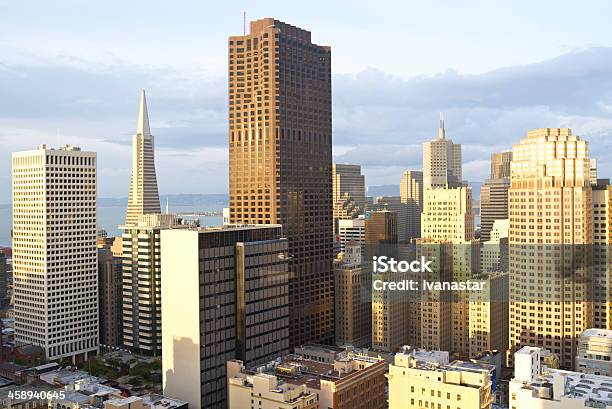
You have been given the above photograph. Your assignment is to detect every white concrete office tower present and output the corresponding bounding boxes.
[12,145,98,361]
[338,216,366,249]
[124,90,161,227]
[509,128,593,369]
[400,170,423,241]
[510,346,612,408]
[577,328,612,376]
[161,225,289,409]
[422,113,462,189]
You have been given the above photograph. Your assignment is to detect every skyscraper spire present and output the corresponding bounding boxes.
[137,89,151,137]
[124,89,161,226]
[438,112,446,140]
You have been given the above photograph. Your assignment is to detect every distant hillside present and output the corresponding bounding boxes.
[367,185,400,197]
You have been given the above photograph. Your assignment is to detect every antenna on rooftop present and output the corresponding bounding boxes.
[243,11,246,36]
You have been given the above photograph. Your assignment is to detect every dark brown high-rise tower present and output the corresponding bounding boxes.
[228,18,334,346]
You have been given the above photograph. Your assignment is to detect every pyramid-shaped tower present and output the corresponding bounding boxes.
[124,90,161,226]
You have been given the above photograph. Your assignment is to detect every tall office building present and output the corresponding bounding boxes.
[480,177,511,242]
[98,237,123,348]
[124,90,161,226]
[592,184,611,329]
[228,18,334,346]
[333,163,366,215]
[12,145,98,361]
[400,170,423,241]
[421,187,475,242]
[420,187,476,356]
[368,210,407,351]
[509,128,593,369]
[121,214,181,355]
[121,92,167,355]
[490,151,512,180]
[337,217,365,254]
[334,241,371,347]
[422,114,462,189]
[0,252,7,307]
[161,225,289,409]
[373,196,408,242]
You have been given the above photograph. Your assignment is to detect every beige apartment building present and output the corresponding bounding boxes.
[334,241,371,347]
[400,170,424,241]
[161,225,290,409]
[421,187,474,242]
[387,347,494,409]
[509,128,594,369]
[12,144,98,361]
[228,18,334,347]
[423,114,462,189]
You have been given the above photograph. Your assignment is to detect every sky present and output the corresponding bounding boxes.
[1,0,612,200]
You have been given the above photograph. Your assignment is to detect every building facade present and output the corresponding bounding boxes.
[97,237,123,348]
[387,347,494,409]
[161,225,290,409]
[400,170,424,241]
[228,18,334,347]
[423,114,462,189]
[334,241,371,347]
[490,151,512,180]
[12,145,98,361]
[333,163,366,217]
[480,177,510,242]
[576,328,612,376]
[121,214,181,355]
[509,128,593,369]
[592,184,611,329]
[124,90,161,227]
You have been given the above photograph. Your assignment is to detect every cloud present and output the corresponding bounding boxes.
[1,47,612,199]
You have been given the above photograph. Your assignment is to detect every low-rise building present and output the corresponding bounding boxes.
[387,346,495,409]
[577,328,612,376]
[227,347,387,409]
[510,346,612,408]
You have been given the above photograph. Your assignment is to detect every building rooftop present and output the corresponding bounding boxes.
[141,393,189,408]
[581,328,612,339]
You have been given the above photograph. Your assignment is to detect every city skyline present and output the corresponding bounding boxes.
[2,2,612,199]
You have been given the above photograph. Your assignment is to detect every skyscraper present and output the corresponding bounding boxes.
[121,92,167,355]
[334,241,371,347]
[98,237,123,348]
[509,128,593,369]
[400,170,423,241]
[12,145,98,361]
[121,214,181,355]
[228,18,334,346]
[161,225,289,409]
[333,163,366,220]
[490,151,512,180]
[372,196,408,242]
[422,114,462,189]
[480,178,511,242]
[125,90,161,226]
[592,183,611,329]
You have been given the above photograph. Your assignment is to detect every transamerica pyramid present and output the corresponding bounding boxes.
[124,89,161,226]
